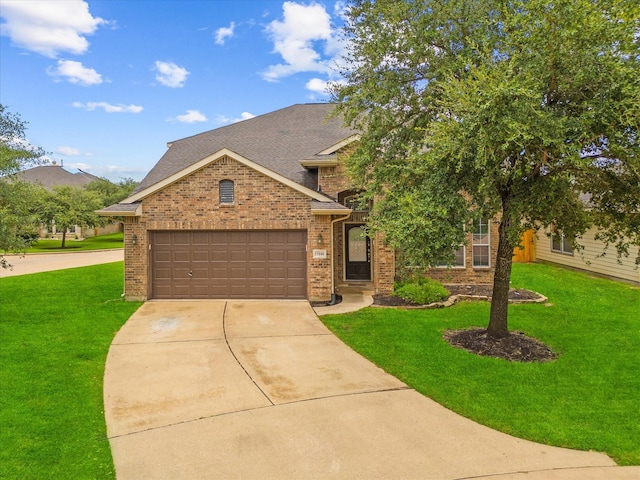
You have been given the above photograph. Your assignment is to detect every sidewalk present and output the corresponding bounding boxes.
[0,249,124,277]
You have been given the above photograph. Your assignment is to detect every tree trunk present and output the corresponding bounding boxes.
[487,212,514,339]
[61,230,67,249]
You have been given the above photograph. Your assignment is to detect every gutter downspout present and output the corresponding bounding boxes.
[329,213,352,305]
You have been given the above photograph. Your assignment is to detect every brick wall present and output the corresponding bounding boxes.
[126,157,336,301]
[409,218,500,285]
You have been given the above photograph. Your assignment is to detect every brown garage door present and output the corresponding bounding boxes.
[150,230,307,299]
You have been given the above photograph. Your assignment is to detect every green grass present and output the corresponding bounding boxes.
[322,263,640,465]
[27,232,123,252]
[0,263,142,479]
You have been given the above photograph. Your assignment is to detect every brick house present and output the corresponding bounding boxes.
[99,103,497,302]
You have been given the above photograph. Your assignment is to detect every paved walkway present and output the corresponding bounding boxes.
[104,300,639,479]
[0,249,123,277]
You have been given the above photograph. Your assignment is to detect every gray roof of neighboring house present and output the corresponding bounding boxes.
[132,103,357,195]
[17,165,100,190]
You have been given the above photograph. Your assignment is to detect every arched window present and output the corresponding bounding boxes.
[219,180,234,204]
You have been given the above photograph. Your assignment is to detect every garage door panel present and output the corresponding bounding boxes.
[172,267,192,279]
[154,251,172,262]
[172,232,191,245]
[249,250,267,261]
[151,230,307,299]
[287,250,306,262]
[173,251,190,262]
[153,232,172,245]
[211,267,229,277]
[268,267,285,279]
[211,251,229,261]
[230,267,248,279]
[191,267,209,278]
[268,250,285,261]
[249,267,267,278]
[192,250,210,262]
[191,232,210,244]
[229,232,247,243]
[287,267,305,279]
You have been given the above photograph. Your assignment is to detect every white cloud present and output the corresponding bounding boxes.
[0,0,105,58]
[154,60,189,88]
[47,59,102,86]
[172,110,208,124]
[306,77,329,94]
[262,1,341,82]
[56,146,83,156]
[215,112,256,125]
[72,101,143,113]
[214,22,235,45]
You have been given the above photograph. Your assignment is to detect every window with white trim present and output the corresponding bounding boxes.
[551,231,573,255]
[219,180,234,204]
[472,218,490,267]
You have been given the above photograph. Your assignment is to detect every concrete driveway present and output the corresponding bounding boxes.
[104,300,637,479]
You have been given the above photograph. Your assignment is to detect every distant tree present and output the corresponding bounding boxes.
[333,0,640,338]
[39,185,102,248]
[0,104,46,267]
[86,177,138,208]
[85,177,139,229]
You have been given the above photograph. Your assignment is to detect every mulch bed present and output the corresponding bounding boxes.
[373,284,542,307]
[443,328,558,363]
[373,285,557,362]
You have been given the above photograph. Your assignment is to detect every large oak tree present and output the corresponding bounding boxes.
[332,0,640,337]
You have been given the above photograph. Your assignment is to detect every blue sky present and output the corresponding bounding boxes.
[0,0,348,181]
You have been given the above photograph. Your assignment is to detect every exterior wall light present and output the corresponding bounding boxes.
[317,233,323,246]
[132,233,138,245]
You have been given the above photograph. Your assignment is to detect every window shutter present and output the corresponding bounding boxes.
[219,180,234,203]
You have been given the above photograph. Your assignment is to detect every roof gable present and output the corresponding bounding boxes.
[122,148,332,204]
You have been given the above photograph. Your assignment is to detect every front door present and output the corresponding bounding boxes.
[345,224,371,281]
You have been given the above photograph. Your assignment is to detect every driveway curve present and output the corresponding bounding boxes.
[104,300,635,479]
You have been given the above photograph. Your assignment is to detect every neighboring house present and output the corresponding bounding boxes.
[17,163,100,189]
[535,226,640,284]
[99,103,498,302]
[17,164,119,238]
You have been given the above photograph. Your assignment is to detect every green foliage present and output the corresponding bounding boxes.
[0,263,142,479]
[86,177,138,208]
[38,185,103,247]
[333,0,640,333]
[393,277,450,305]
[0,104,45,176]
[0,105,47,265]
[322,263,640,465]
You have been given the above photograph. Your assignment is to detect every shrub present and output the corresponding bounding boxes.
[393,277,450,305]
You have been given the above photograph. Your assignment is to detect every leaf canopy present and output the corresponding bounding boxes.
[333,0,640,266]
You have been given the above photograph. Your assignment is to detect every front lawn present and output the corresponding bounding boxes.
[322,263,640,465]
[0,262,142,479]
[27,232,123,252]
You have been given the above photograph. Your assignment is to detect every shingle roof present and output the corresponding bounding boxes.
[97,202,141,216]
[132,103,357,195]
[310,200,352,214]
[17,165,100,190]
